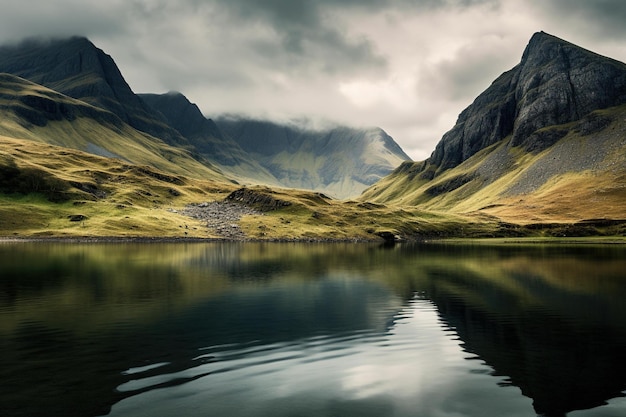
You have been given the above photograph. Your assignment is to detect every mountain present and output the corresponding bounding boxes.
[0,37,191,148]
[215,117,411,198]
[362,32,626,223]
[141,92,411,198]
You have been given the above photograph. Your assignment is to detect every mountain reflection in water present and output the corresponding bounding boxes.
[1,242,625,417]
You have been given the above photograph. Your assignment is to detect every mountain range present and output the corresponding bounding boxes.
[0,36,409,199]
[0,31,624,240]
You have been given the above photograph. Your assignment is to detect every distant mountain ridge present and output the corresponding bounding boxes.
[214,117,411,198]
[363,32,626,223]
[0,36,410,198]
[139,92,280,186]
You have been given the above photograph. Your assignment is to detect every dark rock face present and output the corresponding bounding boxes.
[429,32,626,174]
[141,92,224,142]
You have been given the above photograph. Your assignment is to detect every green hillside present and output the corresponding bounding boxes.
[0,73,226,181]
[0,136,505,241]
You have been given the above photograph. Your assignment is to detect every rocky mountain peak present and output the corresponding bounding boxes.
[428,31,626,175]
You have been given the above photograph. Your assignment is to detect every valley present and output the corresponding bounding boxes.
[0,32,624,242]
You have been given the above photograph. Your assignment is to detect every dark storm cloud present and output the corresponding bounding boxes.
[207,0,500,75]
[419,35,518,102]
[0,1,129,42]
[537,0,626,39]
[7,0,625,161]
[207,0,388,76]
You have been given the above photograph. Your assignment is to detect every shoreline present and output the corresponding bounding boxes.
[1,235,624,245]
[0,235,383,244]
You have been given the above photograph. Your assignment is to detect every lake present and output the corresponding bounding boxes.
[1,241,626,417]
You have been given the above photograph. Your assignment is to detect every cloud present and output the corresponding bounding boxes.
[2,0,626,161]
[419,37,515,102]
[536,0,626,40]
[0,1,129,41]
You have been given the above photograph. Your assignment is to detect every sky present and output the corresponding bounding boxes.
[1,1,626,160]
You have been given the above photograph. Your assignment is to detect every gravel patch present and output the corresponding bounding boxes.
[179,201,264,240]
[504,128,624,196]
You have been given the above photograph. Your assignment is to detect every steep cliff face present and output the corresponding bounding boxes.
[429,31,626,173]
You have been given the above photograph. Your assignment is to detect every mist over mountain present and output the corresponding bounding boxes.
[0,36,410,198]
[363,32,626,223]
[140,90,411,198]
[140,92,279,186]
[216,117,411,198]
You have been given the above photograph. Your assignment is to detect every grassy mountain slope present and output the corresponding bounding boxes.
[0,73,227,181]
[363,105,626,224]
[0,136,238,238]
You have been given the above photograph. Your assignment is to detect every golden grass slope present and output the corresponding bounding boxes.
[0,136,238,238]
[0,73,226,181]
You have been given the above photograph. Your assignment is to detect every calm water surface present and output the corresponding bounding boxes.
[1,242,626,417]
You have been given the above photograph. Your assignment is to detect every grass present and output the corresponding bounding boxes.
[0,136,507,241]
[361,106,626,229]
[0,74,226,181]
[0,136,238,238]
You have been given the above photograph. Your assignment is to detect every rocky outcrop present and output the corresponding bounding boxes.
[226,187,292,211]
[428,32,626,174]
[182,200,264,239]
